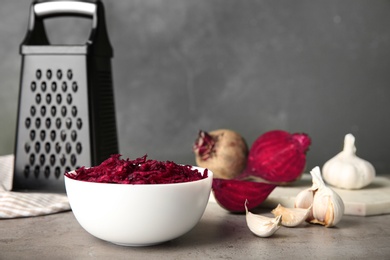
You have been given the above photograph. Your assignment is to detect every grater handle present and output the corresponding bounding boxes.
[34,1,97,20]
[22,0,112,57]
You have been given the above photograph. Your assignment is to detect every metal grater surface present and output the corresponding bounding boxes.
[14,53,92,191]
[13,0,118,192]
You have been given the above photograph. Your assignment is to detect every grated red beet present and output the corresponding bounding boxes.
[65,154,208,184]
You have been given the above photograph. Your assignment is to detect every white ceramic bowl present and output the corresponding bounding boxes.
[64,167,212,246]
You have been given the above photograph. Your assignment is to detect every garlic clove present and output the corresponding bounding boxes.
[245,200,282,237]
[294,188,315,222]
[322,133,376,190]
[309,167,345,227]
[271,204,312,227]
[294,188,314,209]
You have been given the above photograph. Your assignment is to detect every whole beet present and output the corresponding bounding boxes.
[193,129,248,179]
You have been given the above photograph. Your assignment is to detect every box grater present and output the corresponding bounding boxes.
[13,0,118,192]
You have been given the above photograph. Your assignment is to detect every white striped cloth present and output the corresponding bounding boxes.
[0,154,70,218]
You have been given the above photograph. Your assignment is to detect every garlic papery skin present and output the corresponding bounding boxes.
[271,204,312,227]
[245,201,282,237]
[302,166,345,228]
[322,133,376,190]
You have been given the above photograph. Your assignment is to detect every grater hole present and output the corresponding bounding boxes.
[76,142,82,154]
[50,154,56,166]
[29,154,35,165]
[60,155,66,166]
[34,142,40,153]
[39,154,45,166]
[41,82,47,92]
[60,130,66,141]
[24,166,30,178]
[62,82,67,92]
[45,118,51,129]
[46,94,52,104]
[51,82,57,92]
[65,142,71,154]
[71,106,77,117]
[40,106,46,117]
[34,166,40,178]
[45,142,51,153]
[30,106,36,116]
[25,117,31,128]
[72,82,78,92]
[76,118,82,129]
[55,142,61,154]
[51,106,56,116]
[29,130,36,141]
[71,130,77,142]
[46,69,52,80]
[44,166,50,178]
[35,118,41,128]
[50,130,56,141]
[66,94,72,105]
[70,154,77,166]
[55,118,61,129]
[39,130,46,141]
[56,94,62,104]
[24,142,31,153]
[56,69,62,80]
[55,167,61,179]
[35,93,41,104]
[61,106,67,117]
[67,69,73,80]
[66,118,72,129]
[36,69,42,80]
[31,81,37,92]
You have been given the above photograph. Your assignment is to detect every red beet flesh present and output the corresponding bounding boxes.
[193,130,215,160]
[65,154,208,184]
[243,130,311,183]
[212,178,277,212]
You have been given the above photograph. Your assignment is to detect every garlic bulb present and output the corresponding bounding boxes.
[295,167,344,228]
[322,133,375,190]
[245,201,282,237]
[271,204,312,227]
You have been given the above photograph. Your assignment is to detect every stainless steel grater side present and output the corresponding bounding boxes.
[13,0,118,192]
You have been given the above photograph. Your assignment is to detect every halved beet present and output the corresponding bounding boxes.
[212,178,277,213]
[242,130,311,183]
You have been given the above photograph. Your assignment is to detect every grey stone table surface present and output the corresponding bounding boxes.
[1,201,389,260]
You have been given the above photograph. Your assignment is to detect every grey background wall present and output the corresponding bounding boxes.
[1,0,389,174]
